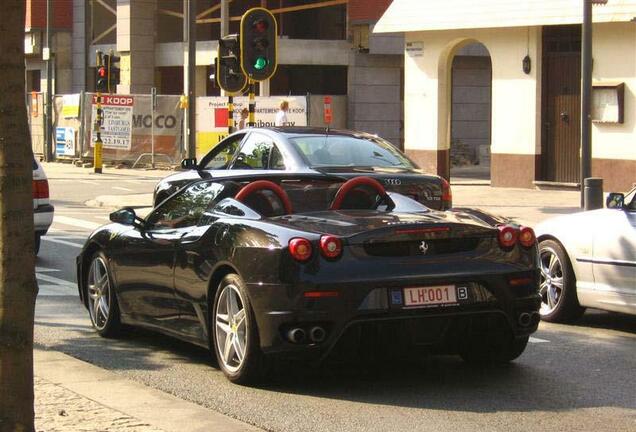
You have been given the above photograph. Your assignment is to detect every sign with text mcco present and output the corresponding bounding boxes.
[91,95,134,150]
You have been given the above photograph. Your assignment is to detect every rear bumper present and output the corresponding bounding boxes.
[34,204,54,234]
[246,270,541,359]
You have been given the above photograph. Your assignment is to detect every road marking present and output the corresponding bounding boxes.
[54,216,101,230]
[43,237,83,248]
[37,284,74,296]
[36,266,61,273]
[78,180,99,185]
[529,336,550,343]
[37,273,76,288]
[112,186,134,192]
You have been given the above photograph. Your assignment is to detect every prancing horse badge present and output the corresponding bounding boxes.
[419,240,429,254]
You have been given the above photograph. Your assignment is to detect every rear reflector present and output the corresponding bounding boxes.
[509,277,533,287]
[33,179,49,199]
[303,291,339,298]
[519,226,536,248]
[289,237,312,262]
[319,235,342,259]
[497,225,518,249]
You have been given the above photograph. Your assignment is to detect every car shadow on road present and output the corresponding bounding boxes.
[568,310,636,334]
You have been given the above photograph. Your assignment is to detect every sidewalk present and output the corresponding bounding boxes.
[34,349,260,432]
[87,185,584,227]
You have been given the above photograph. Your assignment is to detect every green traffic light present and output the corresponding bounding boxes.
[254,56,268,70]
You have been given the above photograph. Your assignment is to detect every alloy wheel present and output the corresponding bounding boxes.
[539,246,564,315]
[215,283,248,373]
[87,257,111,330]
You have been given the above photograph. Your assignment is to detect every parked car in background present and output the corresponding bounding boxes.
[33,157,53,255]
[535,186,636,322]
[78,174,539,384]
[153,127,452,210]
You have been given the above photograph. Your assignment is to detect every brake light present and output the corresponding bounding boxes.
[497,225,518,249]
[289,238,312,262]
[33,179,49,199]
[319,235,342,259]
[440,177,452,208]
[519,226,536,248]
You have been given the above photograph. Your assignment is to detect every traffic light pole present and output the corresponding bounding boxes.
[248,80,256,128]
[184,0,197,160]
[228,96,234,133]
[45,0,53,162]
[94,91,103,174]
[580,0,593,208]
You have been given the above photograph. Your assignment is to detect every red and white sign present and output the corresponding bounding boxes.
[91,95,134,150]
[323,95,332,124]
[403,285,457,307]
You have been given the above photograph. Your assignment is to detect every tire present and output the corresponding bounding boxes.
[34,234,41,255]
[212,274,264,384]
[538,239,585,323]
[86,251,123,338]
[460,336,529,365]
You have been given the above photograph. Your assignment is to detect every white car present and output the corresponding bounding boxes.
[33,158,54,254]
[535,186,636,322]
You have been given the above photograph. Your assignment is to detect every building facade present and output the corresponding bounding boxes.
[25,0,405,148]
[376,0,636,191]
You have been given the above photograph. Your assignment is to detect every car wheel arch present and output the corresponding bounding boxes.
[205,263,242,338]
[80,242,103,306]
[537,234,581,280]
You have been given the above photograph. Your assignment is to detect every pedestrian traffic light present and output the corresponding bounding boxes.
[240,8,277,81]
[107,53,120,93]
[217,34,248,94]
[96,50,108,93]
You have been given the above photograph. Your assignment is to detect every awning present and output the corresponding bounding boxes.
[374,0,636,33]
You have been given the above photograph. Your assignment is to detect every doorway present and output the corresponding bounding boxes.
[541,25,582,184]
[449,42,492,182]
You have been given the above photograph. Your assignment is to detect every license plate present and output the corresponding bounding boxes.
[403,285,457,307]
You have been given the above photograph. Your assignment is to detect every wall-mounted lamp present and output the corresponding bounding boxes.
[522,55,532,74]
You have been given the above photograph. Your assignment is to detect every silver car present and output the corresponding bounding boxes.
[33,158,54,254]
[534,186,636,322]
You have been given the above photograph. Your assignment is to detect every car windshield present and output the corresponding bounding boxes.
[288,135,416,170]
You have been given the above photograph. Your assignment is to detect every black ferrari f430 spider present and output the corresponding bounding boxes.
[77,175,541,383]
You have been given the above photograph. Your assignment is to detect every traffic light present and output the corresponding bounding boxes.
[96,51,108,93]
[107,53,120,93]
[217,34,247,94]
[240,8,277,81]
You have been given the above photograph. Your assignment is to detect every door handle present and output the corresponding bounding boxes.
[560,112,569,122]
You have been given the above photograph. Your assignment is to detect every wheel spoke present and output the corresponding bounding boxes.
[223,332,235,364]
[98,297,109,318]
[92,295,101,322]
[548,254,558,274]
[228,289,239,320]
[547,285,557,308]
[233,335,244,362]
[551,277,564,289]
[539,281,548,295]
[226,289,234,321]
[234,309,245,329]
[216,319,231,335]
[93,260,102,283]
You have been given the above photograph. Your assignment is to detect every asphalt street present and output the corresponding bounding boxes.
[34,163,636,432]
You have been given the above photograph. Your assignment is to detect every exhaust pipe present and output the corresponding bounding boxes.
[309,326,326,343]
[287,328,306,344]
[531,312,541,325]
[518,312,532,327]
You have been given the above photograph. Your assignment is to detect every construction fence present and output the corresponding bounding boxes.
[27,92,347,165]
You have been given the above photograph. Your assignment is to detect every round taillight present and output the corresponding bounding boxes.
[519,226,536,248]
[320,235,342,259]
[289,238,312,262]
[497,225,518,249]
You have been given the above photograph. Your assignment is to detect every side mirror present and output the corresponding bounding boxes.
[606,192,625,209]
[110,207,137,225]
[181,158,198,170]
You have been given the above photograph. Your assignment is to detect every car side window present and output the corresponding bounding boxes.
[201,134,245,169]
[231,133,285,170]
[146,181,224,229]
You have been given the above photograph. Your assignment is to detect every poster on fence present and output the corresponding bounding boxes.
[91,95,134,150]
[195,96,307,157]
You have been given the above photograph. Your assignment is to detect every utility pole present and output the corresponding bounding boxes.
[580,0,593,207]
[45,0,53,161]
[221,0,234,133]
[184,0,197,159]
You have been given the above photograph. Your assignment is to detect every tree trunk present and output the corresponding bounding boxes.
[0,2,38,431]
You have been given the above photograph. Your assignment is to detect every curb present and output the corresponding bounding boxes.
[35,349,262,432]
